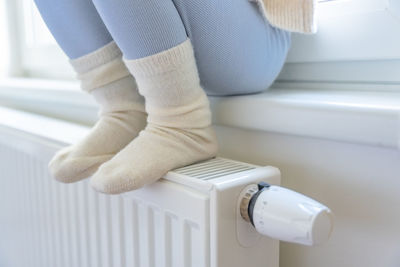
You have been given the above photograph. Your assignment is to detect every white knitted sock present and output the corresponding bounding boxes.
[90,38,218,194]
[49,42,147,183]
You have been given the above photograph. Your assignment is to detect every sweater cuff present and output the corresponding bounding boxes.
[251,0,317,34]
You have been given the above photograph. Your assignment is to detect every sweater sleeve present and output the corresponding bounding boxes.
[249,0,317,34]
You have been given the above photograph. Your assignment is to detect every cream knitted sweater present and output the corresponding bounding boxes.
[250,0,317,33]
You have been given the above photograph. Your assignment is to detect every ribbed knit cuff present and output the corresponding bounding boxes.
[123,38,194,77]
[122,37,211,128]
[78,59,131,92]
[69,41,123,73]
[252,0,317,34]
[69,41,131,92]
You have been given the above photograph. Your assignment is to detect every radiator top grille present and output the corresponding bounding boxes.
[173,157,256,180]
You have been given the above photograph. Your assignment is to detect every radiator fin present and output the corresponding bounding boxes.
[174,157,256,179]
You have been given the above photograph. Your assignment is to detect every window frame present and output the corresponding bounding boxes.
[5,0,74,80]
[276,0,400,87]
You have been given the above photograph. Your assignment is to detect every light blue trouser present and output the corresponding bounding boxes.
[34,0,291,96]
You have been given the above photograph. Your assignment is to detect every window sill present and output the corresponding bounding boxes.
[0,78,399,150]
[210,88,400,150]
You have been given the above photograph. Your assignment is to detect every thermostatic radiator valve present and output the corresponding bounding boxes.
[239,182,334,246]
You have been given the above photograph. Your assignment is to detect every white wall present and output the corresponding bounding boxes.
[215,125,400,267]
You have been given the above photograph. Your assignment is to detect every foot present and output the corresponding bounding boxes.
[90,38,218,194]
[90,123,218,194]
[48,41,147,183]
[49,109,146,183]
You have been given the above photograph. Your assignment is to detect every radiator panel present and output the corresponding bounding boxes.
[0,136,209,267]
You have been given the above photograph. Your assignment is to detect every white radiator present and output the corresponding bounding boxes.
[0,107,332,267]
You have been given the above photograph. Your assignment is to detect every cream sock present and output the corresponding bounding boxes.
[90,38,218,194]
[49,42,147,183]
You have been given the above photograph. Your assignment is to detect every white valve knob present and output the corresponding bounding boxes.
[240,182,334,246]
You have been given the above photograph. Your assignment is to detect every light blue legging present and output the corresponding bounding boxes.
[34,0,291,96]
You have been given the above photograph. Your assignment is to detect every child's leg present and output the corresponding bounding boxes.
[89,0,218,193]
[34,0,147,182]
[172,0,291,96]
[33,0,112,59]
[91,0,188,60]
